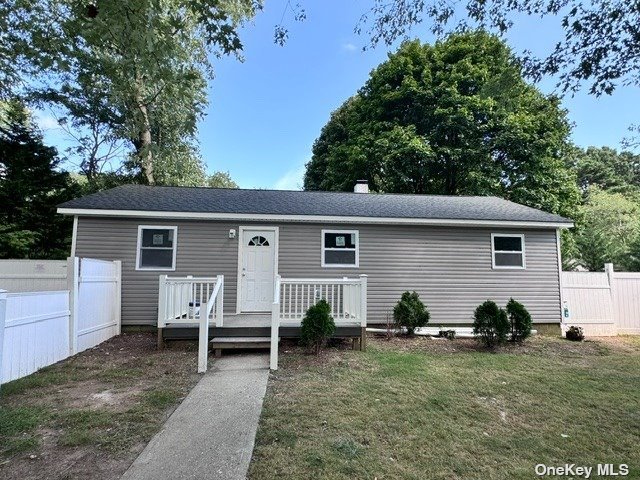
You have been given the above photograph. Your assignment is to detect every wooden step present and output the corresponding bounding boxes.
[210,336,272,344]
[210,336,275,357]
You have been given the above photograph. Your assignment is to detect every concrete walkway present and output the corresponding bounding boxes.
[121,354,269,480]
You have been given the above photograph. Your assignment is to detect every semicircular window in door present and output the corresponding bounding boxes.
[248,235,270,246]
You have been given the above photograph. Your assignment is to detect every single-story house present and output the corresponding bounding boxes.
[58,182,573,342]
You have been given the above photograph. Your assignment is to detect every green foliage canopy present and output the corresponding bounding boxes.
[304,32,580,220]
[574,186,640,271]
[1,0,261,186]
[0,101,79,258]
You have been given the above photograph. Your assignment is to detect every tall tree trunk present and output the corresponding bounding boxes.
[134,73,155,185]
[137,101,154,185]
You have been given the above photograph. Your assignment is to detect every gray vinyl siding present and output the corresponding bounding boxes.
[75,217,561,327]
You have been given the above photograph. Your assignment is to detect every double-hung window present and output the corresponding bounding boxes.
[491,233,525,269]
[136,226,178,270]
[321,230,359,268]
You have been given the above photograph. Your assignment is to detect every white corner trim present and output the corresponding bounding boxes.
[135,225,178,271]
[556,228,565,324]
[491,233,526,270]
[236,226,280,314]
[321,229,359,268]
[70,215,78,258]
[57,208,573,229]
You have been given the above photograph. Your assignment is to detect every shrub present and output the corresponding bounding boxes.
[473,300,509,348]
[300,300,336,354]
[506,298,532,342]
[393,291,430,335]
[438,329,456,340]
[565,326,585,342]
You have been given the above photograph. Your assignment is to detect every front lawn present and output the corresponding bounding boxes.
[0,333,201,480]
[249,335,640,479]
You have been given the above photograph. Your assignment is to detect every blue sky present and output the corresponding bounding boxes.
[39,0,640,190]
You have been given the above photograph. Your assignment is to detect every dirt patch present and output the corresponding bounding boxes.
[367,331,638,358]
[0,333,202,480]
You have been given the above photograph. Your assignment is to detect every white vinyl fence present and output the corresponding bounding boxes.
[562,263,640,336]
[2,291,70,383]
[1,257,121,385]
[0,259,68,291]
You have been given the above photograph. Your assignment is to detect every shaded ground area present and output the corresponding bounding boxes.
[249,335,640,479]
[0,333,201,480]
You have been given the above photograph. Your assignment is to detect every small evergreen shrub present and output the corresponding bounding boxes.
[438,329,456,340]
[300,300,336,354]
[565,326,585,342]
[393,291,430,335]
[506,298,532,342]
[473,300,509,348]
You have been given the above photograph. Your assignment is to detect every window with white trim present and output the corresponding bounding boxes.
[322,230,359,267]
[136,226,177,270]
[491,233,525,269]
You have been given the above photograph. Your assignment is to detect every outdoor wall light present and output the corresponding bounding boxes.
[229,229,236,239]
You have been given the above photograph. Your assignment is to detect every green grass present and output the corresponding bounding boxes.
[0,406,49,454]
[0,333,200,468]
[0,364,83,396]
[248,336,640,480]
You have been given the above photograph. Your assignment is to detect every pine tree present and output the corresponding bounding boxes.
[0,101,78,258]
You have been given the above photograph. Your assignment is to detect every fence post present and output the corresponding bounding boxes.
[67,257,80,356]
[0,290,7,388]
[359,274,368,351]
[157,275,167,350]
[114,261,122,336]
[605,263,616,331]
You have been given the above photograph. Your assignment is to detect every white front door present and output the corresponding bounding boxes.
[240,229,276,312]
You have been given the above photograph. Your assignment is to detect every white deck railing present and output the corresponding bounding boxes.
[157,275,224,328]
[270,274,367,370]
[157,275,224,373]
[277,275,368,325]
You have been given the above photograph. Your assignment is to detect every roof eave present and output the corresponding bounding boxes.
[57,207,574,229]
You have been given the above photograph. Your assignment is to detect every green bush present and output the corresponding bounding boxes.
[565,326,585,341]
[506,298,532,342]
[473,300,509,348]
[300,300,336,354]
[393,291,430,335]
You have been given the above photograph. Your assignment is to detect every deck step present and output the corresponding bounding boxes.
[210,336,275,357]
[210,336,272,344]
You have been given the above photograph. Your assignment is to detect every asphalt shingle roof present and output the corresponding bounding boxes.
[58,185,572,225]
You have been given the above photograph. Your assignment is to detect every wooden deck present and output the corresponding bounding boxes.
[162,313,363,340]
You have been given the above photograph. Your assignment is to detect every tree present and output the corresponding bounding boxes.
[1,0,261,184]
[393,291,430,335]
[300,300,336,354]
[208,171,240,188]
[305,33,580,219]
[574,186,640,271]
[572,146,640,194]
[359,0,639,98]
[473,300,509,348]
[0,100,79,258]
[506,298,532,343]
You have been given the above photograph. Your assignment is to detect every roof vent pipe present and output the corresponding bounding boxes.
[354,180,369,193]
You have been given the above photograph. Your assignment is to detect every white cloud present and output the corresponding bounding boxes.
[341,42,357,52]
[273,164,305,190]
[35,112,60,131]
